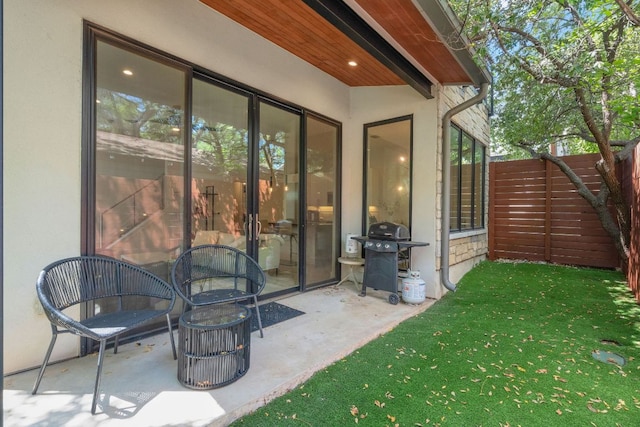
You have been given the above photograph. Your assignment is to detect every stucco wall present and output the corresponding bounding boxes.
[348,86,440,298]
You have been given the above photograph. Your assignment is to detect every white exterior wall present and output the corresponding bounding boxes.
[3,0,489,373]
[347,87,440,298]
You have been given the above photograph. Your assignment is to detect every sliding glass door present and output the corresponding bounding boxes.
[190,85,302,295]
[87,25,341,309]
[256,101,301,294]
[91,37,189,341]
[94,39,187,280]
[190,78,250,247]
[305,115,340,286]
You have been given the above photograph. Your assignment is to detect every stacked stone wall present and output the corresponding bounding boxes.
[435,85,490,270]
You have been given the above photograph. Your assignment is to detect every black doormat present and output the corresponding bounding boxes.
[249,301,305,332]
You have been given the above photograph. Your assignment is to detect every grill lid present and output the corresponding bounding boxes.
[367,222,410,241]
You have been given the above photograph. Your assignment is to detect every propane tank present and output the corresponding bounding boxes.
[402,270,426,304]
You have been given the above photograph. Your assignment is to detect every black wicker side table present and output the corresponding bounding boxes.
[177,304,251,389]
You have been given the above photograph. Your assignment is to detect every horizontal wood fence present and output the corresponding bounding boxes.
[489,154,620,269]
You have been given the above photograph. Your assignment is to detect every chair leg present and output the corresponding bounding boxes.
[253,295,264,338]
[32,330,58,395]
[113,336,119,354]
[91,340,107,415]
[166,313,177,360]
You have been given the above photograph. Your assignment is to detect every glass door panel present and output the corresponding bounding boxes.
[93,39,187,333]
[191,79,250,251]
[95,41,187,271]
[258,102,301,294]
[305,116,339,285]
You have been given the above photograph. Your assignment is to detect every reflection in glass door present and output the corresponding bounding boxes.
[93,38,188,337]
[257,101,301,294]
[191,78,250,250]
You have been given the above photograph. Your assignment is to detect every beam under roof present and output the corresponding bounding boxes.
[303,0,434,98]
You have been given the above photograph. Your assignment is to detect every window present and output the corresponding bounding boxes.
[450,124,485,231]
[364,116,412,232]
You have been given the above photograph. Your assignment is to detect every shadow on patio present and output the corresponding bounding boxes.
[4,285,433,427]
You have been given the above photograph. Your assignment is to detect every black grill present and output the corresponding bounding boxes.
[353,222,428,304]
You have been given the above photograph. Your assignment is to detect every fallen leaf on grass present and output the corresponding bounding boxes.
[350,405,359,416]
[374,400,385,408]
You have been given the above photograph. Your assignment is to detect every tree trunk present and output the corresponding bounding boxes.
[540,152,630,264]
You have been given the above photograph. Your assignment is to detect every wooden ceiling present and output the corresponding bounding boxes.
[199,0,475,91]
[352,0,471,84]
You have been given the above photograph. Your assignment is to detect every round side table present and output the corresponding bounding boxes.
[177,304,251,389]
[336,256,365,289]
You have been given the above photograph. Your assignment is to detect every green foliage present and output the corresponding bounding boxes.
[232,262,639,426]
[97,89,184,144]
[449,0,640,157]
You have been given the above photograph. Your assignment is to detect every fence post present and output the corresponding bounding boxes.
[488,162,496,260]
[544,159,552,262]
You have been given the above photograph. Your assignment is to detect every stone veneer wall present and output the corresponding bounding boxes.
[435,85,491,273]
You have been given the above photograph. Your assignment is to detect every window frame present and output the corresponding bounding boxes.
[362,115,413,235]
[449,123,486,233]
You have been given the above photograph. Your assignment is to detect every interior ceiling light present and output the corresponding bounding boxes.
[122,69,133,76]
[348,60,358,67]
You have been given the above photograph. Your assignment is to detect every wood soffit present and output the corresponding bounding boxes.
[199,0,473,90]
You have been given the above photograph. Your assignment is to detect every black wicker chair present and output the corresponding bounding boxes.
[31,256,177,414]
[171,244,266,337]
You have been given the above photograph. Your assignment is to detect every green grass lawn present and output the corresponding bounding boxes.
[232,261,640,426]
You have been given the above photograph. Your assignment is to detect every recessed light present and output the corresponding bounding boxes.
[348,60,358,67]
[122,69,133,76]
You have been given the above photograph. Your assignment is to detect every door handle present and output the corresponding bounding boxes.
[247,214,253,240]
[256,214,262,239]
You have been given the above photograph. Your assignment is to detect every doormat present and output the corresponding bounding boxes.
[249,301,305,332]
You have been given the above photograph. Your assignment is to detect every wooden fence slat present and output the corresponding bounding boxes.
[489,154,620,269]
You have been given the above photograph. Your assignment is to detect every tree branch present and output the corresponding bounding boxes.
[614,0,640,26]
[613,136,640,162]
[557,0,598,52]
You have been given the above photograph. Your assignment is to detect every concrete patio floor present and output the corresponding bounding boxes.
[3,284,434,427]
